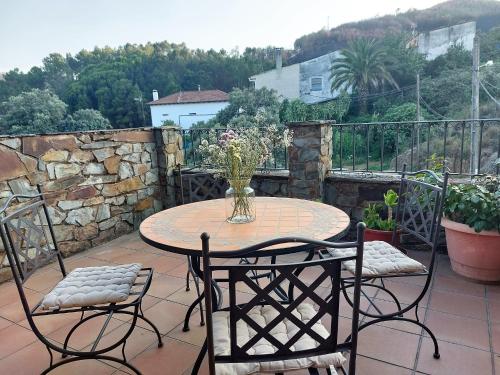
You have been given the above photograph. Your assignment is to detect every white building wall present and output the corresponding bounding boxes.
[150,101,229,129]
[418,22,476,60]
[250,64,300,100]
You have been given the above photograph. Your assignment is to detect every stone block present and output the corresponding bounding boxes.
[126,193,138,205]
[74,223,99,242]
[0,138,21,150]
[69,150,94,163]
[58,200,83,210]
[46,163,56,179]
[105,196,125,205]
[141,151,151,163]
[145,170,159,185]
[122,153,141,163]
[115,221,133,236]
[41,150,69,162]
[134,197,153,211]
[95,204,111,222]
[121,212,134,224]
[67,186,97,200]
[54,163,81,179]
[83,196,105,207]
[92,148,115,162]
[133,163,149,176]
[8,178,35,195]
[47,206,66,225]
[81,141,116,149]
[101,177,145,197]
[0,146,27,181]
[53,225,75,242]
[118,162,134,180]
[98,216,120,231]
[112,130,154,143]
[103,155,121,174]
[91,228,115,247]
[79,175,117,185]
[132,143,142,153]
[116,144,133,155]
[22,135,77,157]
[18,154,38,173]
[59,240,91,257]
[83,163,105,175]
[65,207,95,226]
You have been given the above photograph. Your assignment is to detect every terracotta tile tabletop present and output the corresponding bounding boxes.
[140,197,350,256]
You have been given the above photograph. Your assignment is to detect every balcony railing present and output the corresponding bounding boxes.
[181,127,289,170]
[332,119,500,175]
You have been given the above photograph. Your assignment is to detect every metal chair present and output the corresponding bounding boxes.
[321,166,448,360]
[0,187,162,374]
[192,223,366,375]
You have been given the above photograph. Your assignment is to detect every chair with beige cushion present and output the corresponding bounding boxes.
[322,166,448,361]
[0,187,162,374]
[192,223,366,375]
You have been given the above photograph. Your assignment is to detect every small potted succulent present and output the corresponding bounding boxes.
[363,189,400,245]
[442,175,500,282]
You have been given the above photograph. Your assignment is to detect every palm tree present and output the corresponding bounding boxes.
[330,38,399,114]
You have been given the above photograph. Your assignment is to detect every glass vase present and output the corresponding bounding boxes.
[225,179,256,224]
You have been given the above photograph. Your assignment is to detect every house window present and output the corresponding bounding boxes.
[310,77,323,92]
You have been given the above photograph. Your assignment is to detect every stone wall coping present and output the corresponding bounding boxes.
[326,172,401,184]
[285,120,335,127]
[0,126,155,139]
[179,167,289,179]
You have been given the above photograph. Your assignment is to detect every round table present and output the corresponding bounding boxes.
[140,197,350,257]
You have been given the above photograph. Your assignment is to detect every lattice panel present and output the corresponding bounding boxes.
[182,173,228,203]
[2,201,57,280]
[399,179,442,245]
[227,262,340,359]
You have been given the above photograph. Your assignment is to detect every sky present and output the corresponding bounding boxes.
[0,0,446,72]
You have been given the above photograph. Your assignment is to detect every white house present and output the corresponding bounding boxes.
[148,89,229,129]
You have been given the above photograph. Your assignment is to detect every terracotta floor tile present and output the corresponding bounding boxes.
[150,255,187,274]
[167,320,207,347]
[492,323,500,354]
[489,300,500,323]
[106,251,160,268]
[48,314,124,350]
[50,359,117,375]
[165,261,193,279]
[19,311,81,336]
[0,316,14,331]
[0,289,44,322]
[147,273,186,299]
[0,340,52,375]
[62,256,110,271]
[0,282,23,308]
[356,355,413,374]
[87,247,137,263]
[424,309,490,350]
[166,285,206,307]
[23,268,64,292]
[0,324,37,360]
[129,338,200,375]
[83,324,159,365]
[432,274,486,298]
[417,338,493,375]
[428,289,487,320]
[140,300,190,335]
[380,279,430,306]
[356,324,420,368]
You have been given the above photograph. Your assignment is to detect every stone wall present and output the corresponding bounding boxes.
[0,127,183,279]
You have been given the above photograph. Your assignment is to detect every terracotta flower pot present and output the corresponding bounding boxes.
[442,217,500,283]
[364,228,400,247]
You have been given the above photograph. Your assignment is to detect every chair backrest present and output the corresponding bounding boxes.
[393,165,449,249]
[0,187,66,284]
[177,168,228,204]
[201,223,365,375]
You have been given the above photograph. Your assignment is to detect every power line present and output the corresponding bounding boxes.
[419,96,449,119]
[479,80,500,107]
[481,80,500,91]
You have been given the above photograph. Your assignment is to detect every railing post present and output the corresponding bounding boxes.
[286,121,334,200]
[155,126,184,208]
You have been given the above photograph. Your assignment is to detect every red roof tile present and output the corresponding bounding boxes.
[147,90,229,105]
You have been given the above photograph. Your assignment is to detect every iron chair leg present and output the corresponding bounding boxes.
[186,256,205,326]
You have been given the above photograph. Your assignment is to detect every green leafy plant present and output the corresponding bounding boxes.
[444,176,500,233]
[363,189,399,231]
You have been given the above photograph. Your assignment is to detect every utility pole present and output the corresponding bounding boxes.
[416,73,421,168]
[471,35,480,175]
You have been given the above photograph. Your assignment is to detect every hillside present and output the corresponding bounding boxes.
[290,0,500,63]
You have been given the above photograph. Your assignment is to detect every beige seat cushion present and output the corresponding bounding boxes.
[329,241,426,277]
[41,263,142,310]
[212,303,346,375]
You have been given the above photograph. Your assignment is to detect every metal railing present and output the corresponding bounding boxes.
[331,119,500,175]
[181,127,289,170]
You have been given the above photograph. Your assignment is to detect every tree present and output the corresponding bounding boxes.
[59,109,111,132]
[0,89,67,135]
[330,38,399,114]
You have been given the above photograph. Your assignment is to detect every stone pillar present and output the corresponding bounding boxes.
[287,121,333,200]
[154,126,184,208]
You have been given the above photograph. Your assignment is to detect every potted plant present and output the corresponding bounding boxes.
[442,175,500,282]
[363,189,400,244]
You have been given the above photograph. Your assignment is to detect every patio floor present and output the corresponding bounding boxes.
[0,231,498,375]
